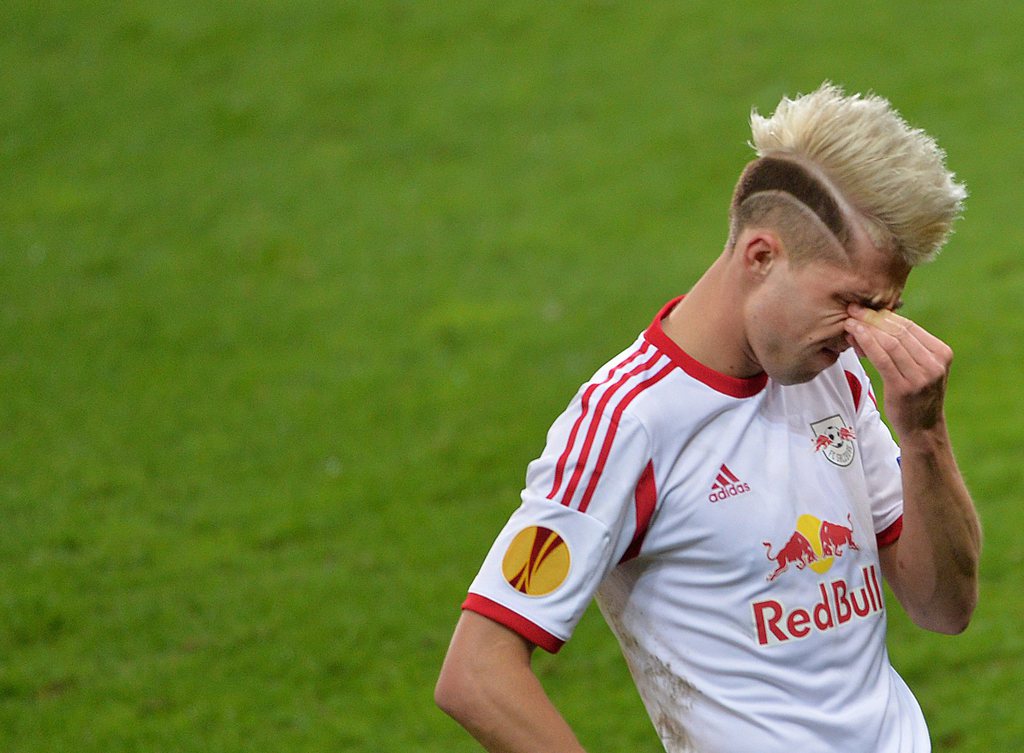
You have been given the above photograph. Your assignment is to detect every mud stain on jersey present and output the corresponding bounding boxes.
[613,625,700,753]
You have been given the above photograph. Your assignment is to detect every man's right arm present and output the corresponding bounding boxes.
[435,610,588,753]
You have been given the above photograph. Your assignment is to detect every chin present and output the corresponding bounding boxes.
[772,372,817,386]
[760,346,838,386]
[770,364,825,386]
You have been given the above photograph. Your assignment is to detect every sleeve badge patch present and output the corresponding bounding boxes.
[502,526,571,597]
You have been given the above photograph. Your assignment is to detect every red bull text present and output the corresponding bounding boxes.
[752,565,884,646]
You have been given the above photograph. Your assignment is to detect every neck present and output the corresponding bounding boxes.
[662,253,762,379]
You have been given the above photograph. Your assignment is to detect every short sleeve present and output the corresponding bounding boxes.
[464,409,653,652]
[845,358,903,545]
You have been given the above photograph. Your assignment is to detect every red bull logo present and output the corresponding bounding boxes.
[763,531,816,581]
[752,565,884,646]
[763,514,859,582]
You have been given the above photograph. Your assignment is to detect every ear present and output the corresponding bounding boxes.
[737,230,785,279]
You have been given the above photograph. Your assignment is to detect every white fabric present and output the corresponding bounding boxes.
[465,301,928,752]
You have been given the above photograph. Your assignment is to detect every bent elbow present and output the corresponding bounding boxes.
[915,588,978,635]
[434,666,464,719]
[928,611,973,636]
[435,655,482,723]
[940,596,978,636]
[435,611,538,728]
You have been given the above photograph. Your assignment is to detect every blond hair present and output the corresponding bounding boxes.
[749,82,966,265]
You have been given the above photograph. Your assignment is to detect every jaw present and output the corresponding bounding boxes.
[770,342,846,385]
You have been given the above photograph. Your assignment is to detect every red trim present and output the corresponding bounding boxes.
[844,370,863,412]
[876,516,903,548]
[621,460,657,562]
[461,594,565,653]
[547,343,651,501]
[577,363,675,512]
[644,297,768,398]
[557,351,664,509]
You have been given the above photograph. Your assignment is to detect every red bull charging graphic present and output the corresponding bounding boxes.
[763,513,859,582]
[754,513,882,647]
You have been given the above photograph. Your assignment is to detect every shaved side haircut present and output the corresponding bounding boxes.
[748,82,966,265]
[728,155,852,265]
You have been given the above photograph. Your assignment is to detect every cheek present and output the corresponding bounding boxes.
[747,283,792,329]
[748,311,791,361]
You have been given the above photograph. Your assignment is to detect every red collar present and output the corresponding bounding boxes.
[643,297,768,398]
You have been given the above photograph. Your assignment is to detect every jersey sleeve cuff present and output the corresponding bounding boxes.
[876,515,903,548]
[462,593,566,654]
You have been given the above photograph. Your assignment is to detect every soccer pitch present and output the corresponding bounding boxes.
[2,2,1022,751]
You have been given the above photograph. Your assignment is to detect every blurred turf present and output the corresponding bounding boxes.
[1,1,1021,751]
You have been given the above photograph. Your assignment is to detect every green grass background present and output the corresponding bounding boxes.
[2,1,1021,751]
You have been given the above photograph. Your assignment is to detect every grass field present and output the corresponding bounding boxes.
[2,2,1022,751]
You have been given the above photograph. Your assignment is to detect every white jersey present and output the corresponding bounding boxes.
[464,298,929,753]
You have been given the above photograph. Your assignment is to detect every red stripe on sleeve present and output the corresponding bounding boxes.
[844,370,863,412]
[876,516,903,548]
[621,460,657,563]
[461,594,565,653]
[577,363,674,513]
[558,352,665,509]
[547,344,650,501]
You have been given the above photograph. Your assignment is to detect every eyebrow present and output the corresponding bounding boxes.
[861,295,904,311]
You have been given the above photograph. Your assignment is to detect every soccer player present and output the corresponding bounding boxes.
[435,83,982,753]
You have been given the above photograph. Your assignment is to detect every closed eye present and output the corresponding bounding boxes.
[856,296,904,312]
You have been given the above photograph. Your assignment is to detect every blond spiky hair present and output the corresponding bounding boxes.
[749,82,967,265]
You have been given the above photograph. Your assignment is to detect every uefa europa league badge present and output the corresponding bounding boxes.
[810,414,856,467]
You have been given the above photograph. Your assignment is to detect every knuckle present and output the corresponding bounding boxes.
[880,338,901,355]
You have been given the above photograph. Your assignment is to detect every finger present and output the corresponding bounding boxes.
[845,319,909,383]
[845,317,948,386]
[865,319,939,370]
[845,332,865,359]
[847,305,949,358]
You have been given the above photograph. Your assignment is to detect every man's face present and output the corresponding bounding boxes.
[743,241,910,385]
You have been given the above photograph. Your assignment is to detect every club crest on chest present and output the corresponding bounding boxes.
[810,414,856,467]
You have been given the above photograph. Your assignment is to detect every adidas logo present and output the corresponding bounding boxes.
[708,464,751,503]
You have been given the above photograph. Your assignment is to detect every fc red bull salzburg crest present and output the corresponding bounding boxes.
[810,414,856,467]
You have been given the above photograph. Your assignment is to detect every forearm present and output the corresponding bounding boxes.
[844,307,981,632]
[888,419,981,633]
[436,612,588,753]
